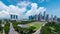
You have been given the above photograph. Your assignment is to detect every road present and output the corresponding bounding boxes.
[9,23,18,34]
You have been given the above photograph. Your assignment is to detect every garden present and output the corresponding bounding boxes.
[4,21,10,34]
[0,19,10,34]
[41,22,60,34]
[12,20,45,34]
[0,20,3,34]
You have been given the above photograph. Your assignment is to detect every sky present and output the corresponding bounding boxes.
[0,0,60,19]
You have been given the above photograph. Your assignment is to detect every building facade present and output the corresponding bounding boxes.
[10,13,18,20]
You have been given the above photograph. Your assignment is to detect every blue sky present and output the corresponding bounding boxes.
[0,0,60,19]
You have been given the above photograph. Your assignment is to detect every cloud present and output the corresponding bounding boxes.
[0,1,8,11]
[0,1,9,19]
[39,0,50,3]
[0,1,46,19]
[0,1,27,19]
[37,7,46,14]
[9,5,26,15]
[26,3,46,16]
[46,0,50,2]
[26,3,37,16]
[7,0,29,3]
[17,1,31,8]
[0,10,9,19]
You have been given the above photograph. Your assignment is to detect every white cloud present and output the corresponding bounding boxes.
[0,1,27,19]
[0,1,8,11]
[46,0,50,2]
[17,1,31,8]
[0,1,46,19]
[26,3,37,16]
[39,0,50,3]
[26,3,46,16]
[8,5,26,15]
[0,10,9,19]
[37,7,46,14]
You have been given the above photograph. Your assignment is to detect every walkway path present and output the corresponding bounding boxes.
[33,22,47,34]
[9,23,18,34]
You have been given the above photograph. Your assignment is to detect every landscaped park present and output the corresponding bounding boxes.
[41,22,60,34]
[0,20,10,34]
[0,20,60,34]
[12,20,46,34]
[0,20,46,34]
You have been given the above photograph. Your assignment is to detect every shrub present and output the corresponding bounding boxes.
[28,26,36,33]
[0,20,3,33]
[0,26,3,31]
[4,23,10,34]
[41,22,60,34]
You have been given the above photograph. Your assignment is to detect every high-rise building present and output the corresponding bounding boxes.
[29,15,34,20]
[51,15,53,21]
[53,15,57,22]
[43,11,46,21]
[57,18,60,22]
[29,15,32,20]
[10,14,18,20]
[38,12,42,21]
[46,14,49,21]
[28,11,58,22]
[16,15,18,19]
[34,15,38,21]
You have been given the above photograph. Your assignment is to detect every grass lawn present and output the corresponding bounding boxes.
[0,32,2,34]
[24,22,46,30]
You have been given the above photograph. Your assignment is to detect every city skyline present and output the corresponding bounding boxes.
[29,11,58,22]
[0,0,60,20]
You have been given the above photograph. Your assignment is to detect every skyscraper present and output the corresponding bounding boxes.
[53,15,57,22]
[38,12,42,21]
[46,14,49,21]
[29,15,32,20]
[34,15,38,21]
[43,11,46,21]
[51,15,53,21]
[29,15,34,20]
[10,14,18,20]
[57,18,60,22]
